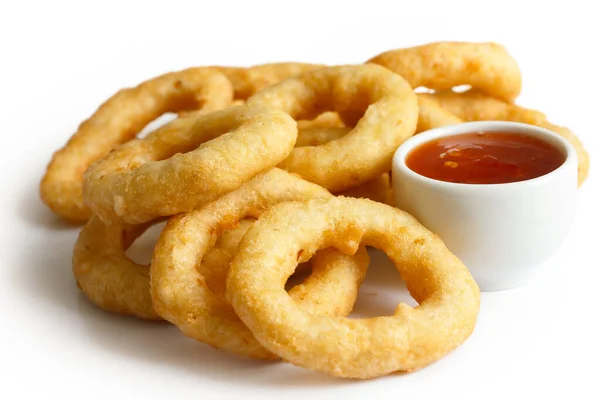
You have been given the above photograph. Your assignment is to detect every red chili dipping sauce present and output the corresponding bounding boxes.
[406,132,565,184]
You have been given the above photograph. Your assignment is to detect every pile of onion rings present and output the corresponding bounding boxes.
[39,41,589,380]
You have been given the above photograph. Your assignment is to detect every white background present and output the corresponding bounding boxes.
[1,1,599,399]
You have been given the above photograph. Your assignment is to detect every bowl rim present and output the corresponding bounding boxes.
[392,121,578,191]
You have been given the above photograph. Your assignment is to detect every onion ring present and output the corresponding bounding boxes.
[198,218,256,301]
[41,68,233,223]
[295,99,461,145]
[83,105,297,225]
[295,112,348,147]
[367,42,522,102]
[226,197,480,379]
[199,218,319,302]
[296,126,350,147]
[73,217,273,320]
[424,90,590,185]
[151,168,369,359]
[247,64,419,192]
[216,63,325,100]
[336,173,392,204]
[296,111,344,131]
[416,95,463,133]
[422,90,547,124]
[73,216,160,320]
[201,220,369,314]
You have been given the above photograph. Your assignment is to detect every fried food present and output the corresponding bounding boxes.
[294,98,461,147]
[540,122,589,186]
[226,197,480,379]
[151,168,369,359]
[41,41,590,380]
[336,172,392,204]
[424,90,590,185]
[216,63,325,100]
[41,68,234,223]
[198,218,256,301]
[416,95,463,133]
[296,126,350,147]
[368,42,522,102]
[83,105,297,225]
[296,112,349,147]
[73,216,161,319]
[422,90,546,125]
[248,64,419,192]
[74,217,281,320]
[297,111,344,131]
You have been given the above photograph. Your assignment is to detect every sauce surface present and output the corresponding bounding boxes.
[406,132,565,184]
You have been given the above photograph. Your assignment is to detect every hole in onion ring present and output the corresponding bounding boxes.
[125,221,167,265]
[452,84,472,93]
[137,113,178,139]
[348,248,417,318]
[413,86,436,94]
[284,262,313,292]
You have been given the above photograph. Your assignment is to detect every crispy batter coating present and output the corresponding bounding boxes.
[216,63,325,100]
[151,168,369,359]
[336,173,392,204]
[73,216,160,319]
[367,42,522,102]
[539,122,589,186]
[41,68,234,223]
[423,90,546,125]
[416,95,463,133]
[296,126,350,147]
[202,218,369,318]
[295,99,461,147]
[425,90,590,185]
[199,219,255,301]
[74,218,284,320]
[296,111,344,131]
[83,105,297,225]
[48,42,587,379]
[248,64,419,192]
[226,197,480,379]
[296,112,348,147]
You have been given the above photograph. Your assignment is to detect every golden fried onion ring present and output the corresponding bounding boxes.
[422,90,546,125]
[424,90,590,186]
[83,105,297,225]
[367,42,522,102]
[41,68,234,223]
[296,111,344,131]
[74,217,283,320]
[151,168,369,359]
[336,172,392,205]
[416,95,463,133]
[73,216,160,320]
[198,218,256,301]
[296,112,348,147]
[295,99,462,146]
[216,63,325,100]
[248,64,419,192]
[227,197,480,379]
[295,126,350,147]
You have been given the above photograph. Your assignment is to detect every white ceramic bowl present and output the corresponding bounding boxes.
[392,121,578,291]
